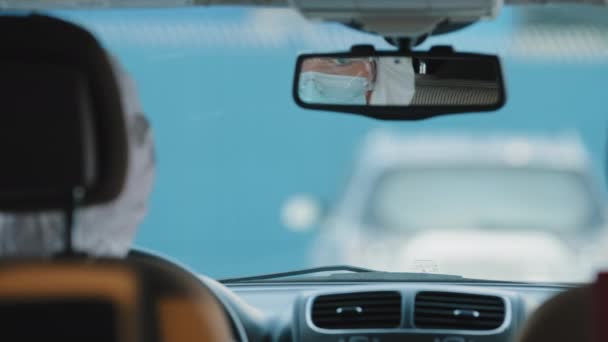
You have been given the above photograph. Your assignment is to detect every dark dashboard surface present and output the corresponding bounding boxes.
[130,249,576,342]
[217,280,574,342]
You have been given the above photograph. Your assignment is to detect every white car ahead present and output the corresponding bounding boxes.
[287,132,608,282]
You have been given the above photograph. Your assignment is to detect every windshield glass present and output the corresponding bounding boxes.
[370,168,602,233]
[50,4,608,282]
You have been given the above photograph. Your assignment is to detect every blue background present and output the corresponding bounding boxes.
[54,6,608,278]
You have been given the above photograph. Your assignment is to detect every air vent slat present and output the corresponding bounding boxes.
[416,315,503,324]
[414,291,506,331]
[415,301,505,312]
[311,291,402,329]
[313,316,403,323]
[416,294,503,306]
[414,317,501,328]
[320,298,402,305]
[415,308,505,319]
[315,304,398,309]
[314,308,401,315]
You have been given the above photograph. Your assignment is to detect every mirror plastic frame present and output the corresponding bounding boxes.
[293,47,506,121]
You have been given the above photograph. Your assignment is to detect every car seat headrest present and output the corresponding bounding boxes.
[0,14,128,211]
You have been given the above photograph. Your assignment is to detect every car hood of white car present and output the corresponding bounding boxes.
[346,229,594,282]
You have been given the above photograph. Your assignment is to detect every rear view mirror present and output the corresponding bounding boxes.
[293,46,506,120]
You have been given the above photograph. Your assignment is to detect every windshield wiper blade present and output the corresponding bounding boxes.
[321,271,464,282]
[219,265,470,283]
[219,265,375,283]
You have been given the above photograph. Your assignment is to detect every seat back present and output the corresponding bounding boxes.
[516,286,592,342]
[517,273,608,342]
[0,259,235,342]
[0,261,141,342]
[131,253,235,342]
[594,273,608,342]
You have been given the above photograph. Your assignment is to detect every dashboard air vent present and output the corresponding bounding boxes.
[311,291,402,329]
[414,291,506,330]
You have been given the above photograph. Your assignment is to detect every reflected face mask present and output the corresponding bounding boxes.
[299,71,370,105]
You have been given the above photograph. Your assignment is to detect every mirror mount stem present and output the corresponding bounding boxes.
[385,36,429,51]
[351,35,431,55]
[349,44,377,56]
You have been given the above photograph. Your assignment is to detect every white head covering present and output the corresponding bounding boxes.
[0,57,155,257]
[370,57,416,105]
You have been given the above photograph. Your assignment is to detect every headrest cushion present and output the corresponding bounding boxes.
[0,15,128,210]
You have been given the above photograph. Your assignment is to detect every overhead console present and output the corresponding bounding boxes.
[290,286,518,342]
[290,0,502,44]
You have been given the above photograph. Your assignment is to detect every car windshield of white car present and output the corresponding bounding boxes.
[368,168,602,233]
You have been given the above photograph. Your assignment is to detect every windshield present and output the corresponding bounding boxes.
[369,168,602,233]
[50,4,608,282]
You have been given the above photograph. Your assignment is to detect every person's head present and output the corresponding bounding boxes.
[0,56,155,257]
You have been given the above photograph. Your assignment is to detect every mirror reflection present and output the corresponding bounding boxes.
[297,56,501,107]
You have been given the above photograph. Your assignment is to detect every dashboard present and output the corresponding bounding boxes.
[130,249,573,342]
[209,279,573,342]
